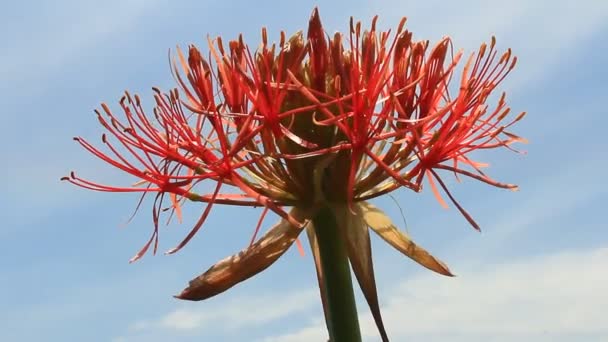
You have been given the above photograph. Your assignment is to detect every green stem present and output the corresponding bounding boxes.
[313,206,362,342]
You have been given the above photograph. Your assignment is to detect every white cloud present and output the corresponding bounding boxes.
[264,246,608,342]
[129,289,318,334]
[161,310,205,331]
[260,322,326,342]
[111,337,128,342]
[382,247,608,334]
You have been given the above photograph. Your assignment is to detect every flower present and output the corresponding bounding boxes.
[63,8,525,340]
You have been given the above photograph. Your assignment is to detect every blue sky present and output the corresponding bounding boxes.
[1,1,607,341]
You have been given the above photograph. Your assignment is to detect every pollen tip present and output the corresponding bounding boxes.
[60,176,69,181]
[73,137,80,141]
[164,248,178,255]
[439,267,456,277]
[173,287,198,301]
[397,17,407,33]
[129,254,143,263]
[173,289,191,300]
[261,27,268,45]
[371,15,378,30]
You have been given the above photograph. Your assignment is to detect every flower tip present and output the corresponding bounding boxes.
[310,7,320,21]
[164,247,179,255]
[128,255,142,264]
[173,291,189,301]
[435,260,456,277]
[443,270,456,277]
[308,7,324,37]
[173,285,201,301]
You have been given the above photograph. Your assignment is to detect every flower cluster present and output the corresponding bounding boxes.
[63,8,525,340]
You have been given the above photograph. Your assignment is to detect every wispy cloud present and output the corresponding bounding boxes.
[263,246,608,342]
[120,289,318,338]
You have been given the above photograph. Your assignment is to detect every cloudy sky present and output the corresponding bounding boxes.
[1,1,607,341]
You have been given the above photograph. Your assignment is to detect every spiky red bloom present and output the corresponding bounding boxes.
[64,8,525,339]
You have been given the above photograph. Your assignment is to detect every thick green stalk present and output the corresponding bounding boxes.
[313,206,362,342]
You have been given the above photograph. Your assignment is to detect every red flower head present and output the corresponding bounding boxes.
[64,8,525,340]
